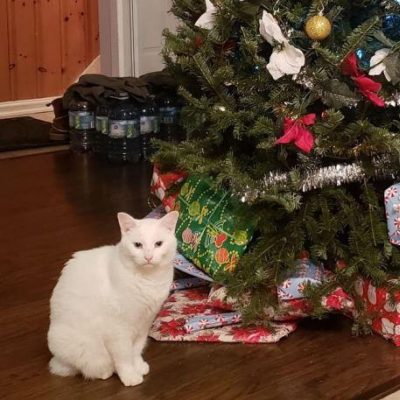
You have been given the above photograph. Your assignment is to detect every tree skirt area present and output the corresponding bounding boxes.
[148,207,400,346]
[0,117,65,152]
[148,208,343,344]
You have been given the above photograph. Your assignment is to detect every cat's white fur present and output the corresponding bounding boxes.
[47,211,179,386]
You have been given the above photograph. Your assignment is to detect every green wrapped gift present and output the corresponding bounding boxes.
[175,175,254,280]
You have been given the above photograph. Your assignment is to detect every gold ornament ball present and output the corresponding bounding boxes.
[305,15,332,41]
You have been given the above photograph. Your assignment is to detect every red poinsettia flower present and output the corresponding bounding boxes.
[342,53,385,107]
[288,298,312,314]
[231,326,271,343]
[160,319,186,337]
[184,288,209,301]
[208,299,234,311]
[157,308,173,318]
[182,303,209,315]
[196,333,221,342]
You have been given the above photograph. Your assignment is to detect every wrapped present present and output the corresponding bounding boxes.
[149,287,297,343]
[184,312,242,333]
[384,183,400,246]
[173,253,214,282]
[150,165,187,212]
[175,176,254,280]
[277,258,324,300]
[171,277,210,291]
[354,278,400,346]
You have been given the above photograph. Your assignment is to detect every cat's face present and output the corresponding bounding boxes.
[117,211,179,268]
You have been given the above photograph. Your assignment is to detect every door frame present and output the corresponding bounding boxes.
[98,0,136,77]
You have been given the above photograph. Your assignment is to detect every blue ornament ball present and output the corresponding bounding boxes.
[356,48,370,70]
[383,14,400,42]
[355,40,383,71]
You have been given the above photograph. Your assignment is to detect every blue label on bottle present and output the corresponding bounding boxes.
[68,111,95,130]
[109,120,139,139]
[96,116,109,135]
[160,107,179,124]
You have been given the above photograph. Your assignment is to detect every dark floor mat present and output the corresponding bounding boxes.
[0,117,68,152]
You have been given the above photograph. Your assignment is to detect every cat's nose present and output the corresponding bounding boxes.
[145,256,153,263]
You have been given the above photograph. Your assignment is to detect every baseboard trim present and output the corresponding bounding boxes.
[0,97,58,119]
[0,56,101,120]
[0,145,69,160]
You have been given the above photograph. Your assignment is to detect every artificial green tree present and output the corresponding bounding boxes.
[155,0,400,322]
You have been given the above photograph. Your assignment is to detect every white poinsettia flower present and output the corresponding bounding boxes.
[259,10,287,45]
[267,43,305,80]
[195,0,217,30]
[369,48,391,82]
[259,11,305,80]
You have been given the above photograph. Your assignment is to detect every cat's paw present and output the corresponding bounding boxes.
[135,358,150,376]
[118,366,143,387]
[100,370,113,380]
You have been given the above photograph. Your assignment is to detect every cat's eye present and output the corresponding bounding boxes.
[155,241,163,247]
[134,242,142,248]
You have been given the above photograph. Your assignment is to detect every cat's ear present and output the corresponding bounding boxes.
[117,212,138,234]
[159,211,179,232]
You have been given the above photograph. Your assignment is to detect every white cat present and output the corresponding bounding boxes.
[48,211,179,386]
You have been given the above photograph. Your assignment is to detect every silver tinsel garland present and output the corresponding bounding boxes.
[238,158,396,203]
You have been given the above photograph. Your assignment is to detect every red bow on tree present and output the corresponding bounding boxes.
[342,53,385,107]
[275,113,316,153]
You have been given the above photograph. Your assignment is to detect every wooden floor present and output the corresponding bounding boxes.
[2,152,400,400]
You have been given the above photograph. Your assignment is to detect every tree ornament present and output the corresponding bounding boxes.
[355,38,385,71]
[195,0,217,30]
[355,48,371,70]
[369,48,393,82]
[383,14,400,41]
[342,53,385,107]
[259,11,305,80]
[234,155,394,204]
[275,114,316,153]
[305,15,332,41]
[194,35,204,49]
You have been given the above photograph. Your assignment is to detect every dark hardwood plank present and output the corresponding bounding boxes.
[1,152,400,400]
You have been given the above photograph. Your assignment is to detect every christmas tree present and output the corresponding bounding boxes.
[155,0,400,322]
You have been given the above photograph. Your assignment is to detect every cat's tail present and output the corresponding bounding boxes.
[49,356,78,377]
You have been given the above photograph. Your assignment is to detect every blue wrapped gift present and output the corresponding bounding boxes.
[385,183,400,246]
[277,258,323,300]
[184,312,242,333]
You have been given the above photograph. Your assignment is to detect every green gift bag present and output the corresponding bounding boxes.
[175,176,254,280]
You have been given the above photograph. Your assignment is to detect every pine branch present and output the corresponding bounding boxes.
[339,16,380,64]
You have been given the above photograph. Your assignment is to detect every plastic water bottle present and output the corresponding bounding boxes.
[140,96,160,160]
[159,95,182,142]
[108,92,141,163]
[94,103,109,157]
[68,99,95,152]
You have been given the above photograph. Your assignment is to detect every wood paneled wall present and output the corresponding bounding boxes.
[0,0,99,102]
